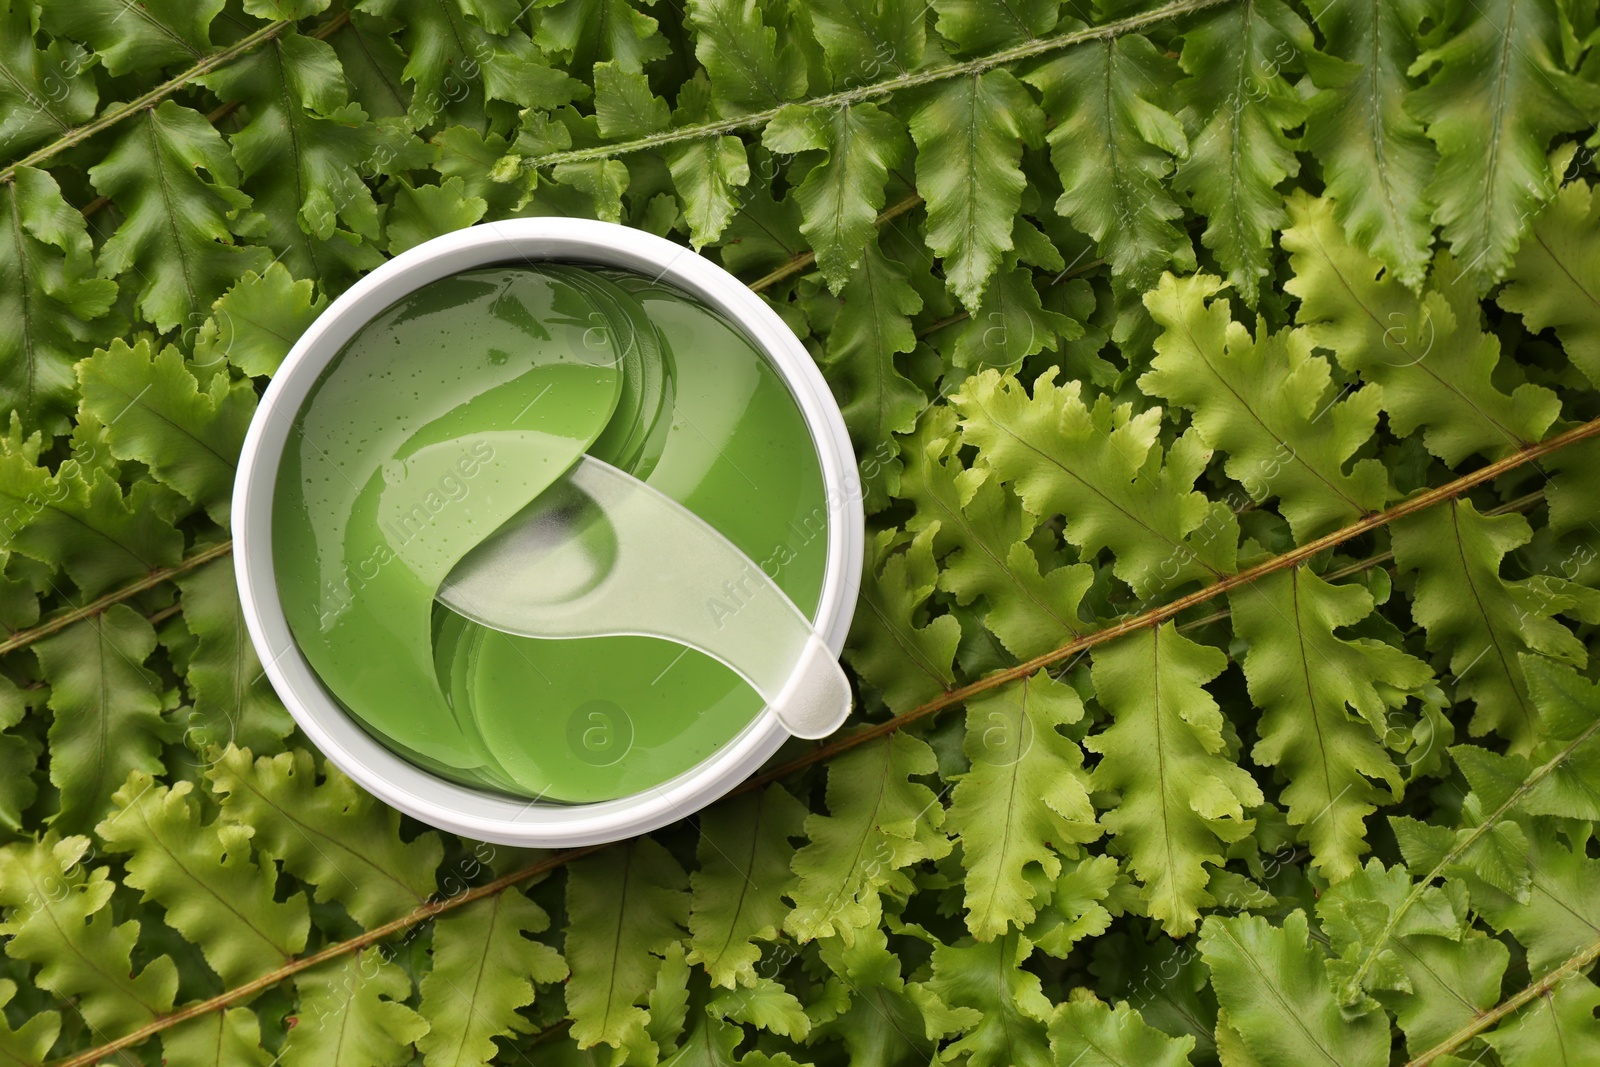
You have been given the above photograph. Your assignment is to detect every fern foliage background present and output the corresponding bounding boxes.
[2,0,1600,1063]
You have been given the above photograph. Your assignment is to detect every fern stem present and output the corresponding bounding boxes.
[1347,713,1600,999]
[739,418,1600,791]
[1404,933,1600,1065]
[0,22,294,186]
[1173,489,1545,634]
[747,194,923,292]
[50,845,607,1067]
[51,418,1600,1065]
[519,0,1234,171]
[0,541,231,656]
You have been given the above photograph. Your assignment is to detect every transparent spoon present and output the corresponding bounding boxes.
[436,455,851,739]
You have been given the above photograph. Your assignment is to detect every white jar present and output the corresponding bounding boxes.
[232,218,863,846]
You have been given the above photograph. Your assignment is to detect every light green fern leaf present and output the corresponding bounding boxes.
[566,837,690,1059]
[946,672,1098,940]
[1142,271,1392,541]
[786,731,951,943]
[98,771,310,985]
[34,605,168,833]
[207,746,444,928]
[162,1008,274,1067]
[1284,190,1561,465]
[900,407,1091,660]
[76,338,255,524]
[0,833,177,1033]
[419,889,567,1067]
[1088,623,1262,935]
[687,785,807,988]
[1199,910,1389,1067]
[1230,567,1434,879]
[282,949,427,1067]
[955,369,1238,601]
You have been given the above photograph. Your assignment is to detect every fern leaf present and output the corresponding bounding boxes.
[0,1,96,158]
[1518,658,1600,821]
[353,0,581,126]
[162,1008,273,1067]
[955,369,1238,601]
[1284,190,1561,465]
[949,265,1079,372]
[34,605,168,833]
[532,0,669,76]
[88,101,272,332]
[1088,623,1262,936]
[566,837,690,1058]
[820,241,926,511]
[1409,0,1600,291]
[1319,860,1509,1051]
[1497,177,1600,389]
[196,263,325,378]
[1142,272,1392,541]
[687,785,807,988]
[419,889,566,1067]
[76,339,254,524]
[282,949,426,1067]
[1025,35,1193,292]
[207,746,444,928]
[1481,974,1600,1065]
[1171,0,1312,305]
[98,771,310,985]
[711,976,810,1039]
[1391,500,1586,753]
[0,167,118,437]
[592,61,671,140]
[38,0,223,75]
[910,70,1042,309]
[845,527,960,713]
[0,834,177,1033]
[1230,567,1433,879]
[810,920,945,1065]
[1199,910,1389,1067]
[1047,995,1196,1067]
[763,101,903,290]
[900,408,1091,659]
[786,732,951,943]
[1025,854,1120,959]
[0,679,39,834]
[175,557,295,753]
[931,0,1055,55]
[1302,0,1436,289]
[946,673,1098,940]
[198,31,386,288]
[685,0,806,116]
[921,932,1052,1067]
[386,176,488,255]
[806,0,925,87]
[0,440,182,597]
[0,978,56,1067]
[1469,817,1600,979]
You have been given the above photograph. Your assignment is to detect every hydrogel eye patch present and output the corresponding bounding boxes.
[272,265,849,798]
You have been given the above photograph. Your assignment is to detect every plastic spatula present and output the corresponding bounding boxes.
[436,455,852,739]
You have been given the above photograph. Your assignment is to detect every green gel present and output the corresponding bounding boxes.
[273,265,828,801]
